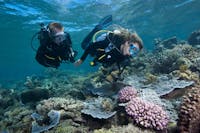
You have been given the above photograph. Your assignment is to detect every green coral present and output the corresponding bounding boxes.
[179,64,188,73]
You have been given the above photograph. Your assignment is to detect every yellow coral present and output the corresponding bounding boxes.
[179,64,188,73]
[101,98,113,112]
[144,73,157,85]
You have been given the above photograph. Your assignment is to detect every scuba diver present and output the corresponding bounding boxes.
[32,22,77,68]
[75,15,143,83]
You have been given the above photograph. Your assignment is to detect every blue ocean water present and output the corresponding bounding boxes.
[0,0,200,83]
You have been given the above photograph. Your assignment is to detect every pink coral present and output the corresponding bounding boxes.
[118,86,137,102]
[125,98,169,130]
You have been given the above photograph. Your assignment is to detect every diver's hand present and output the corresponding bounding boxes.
[74,59,83,66]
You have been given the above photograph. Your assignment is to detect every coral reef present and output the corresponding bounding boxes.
[178,86,200,133]
[188,29,200,46]
[0,107,33,133]
[118,86,137,102]
[125,98,169,130]
[0,89,15,110]
[2,32,200,132]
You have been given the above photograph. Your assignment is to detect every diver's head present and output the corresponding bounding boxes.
[129,32,143,50]
[48,22,64,36]
[120,32,143,57]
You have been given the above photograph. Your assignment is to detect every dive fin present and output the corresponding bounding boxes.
[81,15,113,50]
[98,15,112,29]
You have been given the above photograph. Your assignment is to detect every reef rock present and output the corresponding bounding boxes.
[20,89,50,104]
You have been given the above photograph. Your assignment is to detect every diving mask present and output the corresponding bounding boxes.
[129,43,139,57]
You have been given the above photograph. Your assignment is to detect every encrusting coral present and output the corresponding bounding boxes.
[178,86,200,133]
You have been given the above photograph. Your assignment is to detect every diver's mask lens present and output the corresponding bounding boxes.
[129,43,139,57]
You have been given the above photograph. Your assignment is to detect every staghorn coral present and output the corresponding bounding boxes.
[118,86,137,103]
[178,86,200,133]
[125,98,169,130]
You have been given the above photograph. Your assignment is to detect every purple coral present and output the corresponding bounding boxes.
[125,98,169,130]
[118,86,137,102]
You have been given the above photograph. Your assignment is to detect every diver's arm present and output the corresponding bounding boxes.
[74,45,91,66]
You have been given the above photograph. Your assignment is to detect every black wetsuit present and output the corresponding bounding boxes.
[36,30,74,68]
[80,33,129,67]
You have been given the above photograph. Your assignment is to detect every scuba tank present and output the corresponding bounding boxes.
[31,23,50,51]
[37,23,51,47]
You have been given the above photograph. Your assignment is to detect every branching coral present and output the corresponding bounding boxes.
[118,87,169,130]
[125,98,169,130]
[118,86,137,102]
[178,86,200,133]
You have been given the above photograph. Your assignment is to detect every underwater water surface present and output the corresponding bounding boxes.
[0,0,200,83]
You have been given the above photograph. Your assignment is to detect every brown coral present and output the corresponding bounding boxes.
[178,86,200,133]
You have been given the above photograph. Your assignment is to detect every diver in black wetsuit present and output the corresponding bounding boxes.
[75,15,143,82]
[35,22,77,68]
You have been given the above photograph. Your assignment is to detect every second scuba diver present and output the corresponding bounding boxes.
[34,22,77,68]
[75,15,143,83]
